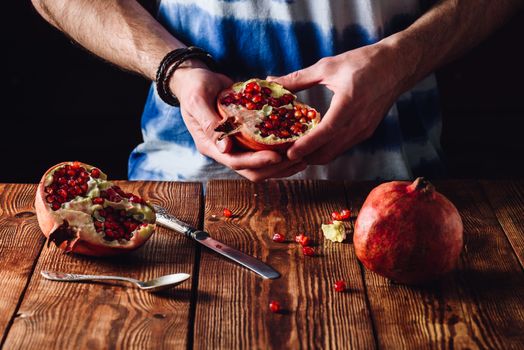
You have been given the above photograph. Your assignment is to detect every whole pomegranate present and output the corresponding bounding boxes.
[353,177,463,285]
[35,161,156,256]
[215,79,321,151]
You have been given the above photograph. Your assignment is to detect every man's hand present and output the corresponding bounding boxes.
[269,43,405,165]
[171,64,308,182]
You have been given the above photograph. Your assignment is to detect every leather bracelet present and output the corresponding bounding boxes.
[155,46,217,107]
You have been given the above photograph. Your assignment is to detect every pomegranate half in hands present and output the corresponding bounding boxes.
[353,177,463,285]
[215,79,321,151]
[35,161,156,256]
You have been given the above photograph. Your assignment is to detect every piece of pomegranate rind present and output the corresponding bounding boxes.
[36,161,156,256]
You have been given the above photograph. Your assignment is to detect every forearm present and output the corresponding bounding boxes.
[31,0,185,80]
[381,0,523,92]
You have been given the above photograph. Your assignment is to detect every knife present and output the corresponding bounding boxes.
[152,205,280,279]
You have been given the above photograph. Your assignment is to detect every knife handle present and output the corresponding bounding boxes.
[153,205,209,240]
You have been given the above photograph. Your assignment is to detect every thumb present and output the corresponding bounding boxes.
[190,98,233,154]
[267,64,322,92]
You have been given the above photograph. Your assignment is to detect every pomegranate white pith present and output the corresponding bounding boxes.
[216,79,321,151]
[35,161,156,256]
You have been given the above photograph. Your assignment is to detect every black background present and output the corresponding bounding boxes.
[3,2,524,183]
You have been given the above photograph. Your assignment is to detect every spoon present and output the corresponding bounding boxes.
[41,270,190,292]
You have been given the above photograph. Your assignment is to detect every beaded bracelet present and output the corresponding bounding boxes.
[155,46,217,107]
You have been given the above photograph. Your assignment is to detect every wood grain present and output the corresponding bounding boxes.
[0,184,46,343]
[347,180,524,350]
[194,180,376,349]
[480,180,524,268]
[2,181,202,350]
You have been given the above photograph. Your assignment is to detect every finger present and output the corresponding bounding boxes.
[304,122,375,165]
[182,106,233,154]
[188,97,225,143]
[269,161,308,179]
[238,160,307,182]
[286,94,348,161]
[266,63,322,92]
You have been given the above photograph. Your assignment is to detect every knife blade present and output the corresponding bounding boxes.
[152,205,280,279]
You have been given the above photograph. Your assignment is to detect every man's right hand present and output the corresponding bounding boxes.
[170,65,307,182]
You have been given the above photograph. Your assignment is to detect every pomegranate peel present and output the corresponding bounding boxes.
[215,79,321,152]
[35,161,156,256]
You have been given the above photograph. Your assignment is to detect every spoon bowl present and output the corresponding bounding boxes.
[41,271,191,293]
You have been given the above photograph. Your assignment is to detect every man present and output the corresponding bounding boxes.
[31,0,521,182]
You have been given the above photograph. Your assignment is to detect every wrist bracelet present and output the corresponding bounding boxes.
[155,46,217,107]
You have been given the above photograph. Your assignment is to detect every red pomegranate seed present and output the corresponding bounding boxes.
[98,209,107,217]
[72,161,81,169]
[44,186,53,194]
[269,114,279,121]
[339,209,351,220]
[299,117,307,123]
[58,177,67,185]
[268,97,280,107]
[279,130,290,138]
[51,202,61,211]
[129,195,142,203]
[80,183,88,192]
[223,208,233,218]
[90,168,101,178]
[294,110,303,118]
[295,234,310,247]
[331,211,342,221]
[334,280,347,292]
[269,301,281,313]
[92,197,104,205]
[307,110,316,119]
[46,195,55,203]
[264,121,273,129]
[272,233,285,243]
[302,246,315,256]
[245,81,260,93]
[252,95,263,103]
[261,87,272,96]
[246,102,256,110]
[67,169,76,177]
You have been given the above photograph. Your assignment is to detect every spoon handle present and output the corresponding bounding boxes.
[41,271,140,285]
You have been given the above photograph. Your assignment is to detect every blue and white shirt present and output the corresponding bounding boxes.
[129,0,444,181]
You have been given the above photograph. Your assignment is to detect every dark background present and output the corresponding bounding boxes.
[4,2,524,183]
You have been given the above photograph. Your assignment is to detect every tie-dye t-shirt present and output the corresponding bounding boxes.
[129,0,445,181]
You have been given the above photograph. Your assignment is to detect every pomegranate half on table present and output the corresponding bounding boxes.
[35,161,156,256]
[215,79,321,151]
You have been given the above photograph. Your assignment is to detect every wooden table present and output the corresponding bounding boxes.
[0,180,522,349]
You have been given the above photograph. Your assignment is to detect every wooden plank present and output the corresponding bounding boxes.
[348,180,524,349]
[3,181,202,349]
[480,180,524,267]
[0,184,46,343]
[194,180,376,349]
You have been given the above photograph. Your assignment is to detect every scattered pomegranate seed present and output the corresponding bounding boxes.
[339,209,351,220]
[272,233,285,243]
[302,246,315,256]
[334,280,347,292]
[223,208,233,218]
[269,301,281,313]
[331,211,342,221]
[295,233,310,247]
